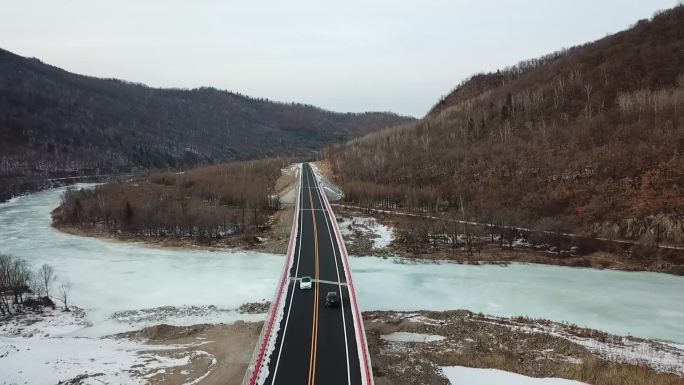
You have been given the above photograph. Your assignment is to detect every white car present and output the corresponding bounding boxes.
[300,276,312,290]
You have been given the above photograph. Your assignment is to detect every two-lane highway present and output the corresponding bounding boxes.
[247,163,371,385]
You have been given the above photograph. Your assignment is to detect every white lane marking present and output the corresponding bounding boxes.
[291,277,348,286]
[311,164,352,385]
[270,168,307,384]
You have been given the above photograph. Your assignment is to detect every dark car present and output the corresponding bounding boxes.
[325,291,340,307]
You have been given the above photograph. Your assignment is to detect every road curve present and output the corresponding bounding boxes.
[244,163,373,385]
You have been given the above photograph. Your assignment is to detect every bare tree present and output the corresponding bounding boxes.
[57,282,72,311]
[584,83,593,119]
[677,73,684,88]
[0,255,33,314]
[0,254,14,315]
[29,274,44,297]
[9,259,31,305]
[37,264,57,298]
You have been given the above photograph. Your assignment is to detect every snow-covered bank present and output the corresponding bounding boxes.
[0,304,215,384]
[0,334,191,384]
[441,367,589,385]
[480,315,684,376]
[366,310,684,385]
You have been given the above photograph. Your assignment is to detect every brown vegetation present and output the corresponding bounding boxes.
[365,311,684,385]
[335,205,684,275]
[325,6,684,247]
[52,158,291,243]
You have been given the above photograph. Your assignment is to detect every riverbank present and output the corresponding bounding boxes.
[52,201,684,276]
[366,310,684,385]
[53,203,295,255]
[0,173,122,204]
[335,206,684,276]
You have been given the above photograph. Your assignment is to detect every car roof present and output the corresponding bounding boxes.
[302,276,311,280]
[326,291,338,296]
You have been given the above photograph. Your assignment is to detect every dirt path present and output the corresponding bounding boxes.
[122,322,262,385]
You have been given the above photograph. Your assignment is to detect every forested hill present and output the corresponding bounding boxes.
[0,48,413,200]
[326,5,684,245]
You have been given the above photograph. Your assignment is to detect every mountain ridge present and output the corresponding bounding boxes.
[0,48,413,201]
[325,4,684,245]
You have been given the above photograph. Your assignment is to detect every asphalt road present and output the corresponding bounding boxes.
[263,163,362,385]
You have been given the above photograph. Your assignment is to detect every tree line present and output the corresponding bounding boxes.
[53,157,292,240]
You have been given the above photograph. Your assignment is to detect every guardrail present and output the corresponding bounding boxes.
[318,181,375,385]
[242,167,301,385]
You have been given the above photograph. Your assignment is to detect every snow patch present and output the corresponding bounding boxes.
[110,305,236,324]
[381,332,445,343]
[339,216,395,249]
[441,366,589,385]
[0,305,91,338]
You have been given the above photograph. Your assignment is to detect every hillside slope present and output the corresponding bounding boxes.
[326,5,684,245]
[0,48,413,201]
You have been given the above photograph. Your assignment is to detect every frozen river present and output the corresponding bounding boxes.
[1,186,683,342]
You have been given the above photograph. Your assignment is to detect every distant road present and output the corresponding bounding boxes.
[244,163,373,385]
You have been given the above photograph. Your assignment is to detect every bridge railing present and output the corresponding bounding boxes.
[315,168,375,385]
[242,166,301,385]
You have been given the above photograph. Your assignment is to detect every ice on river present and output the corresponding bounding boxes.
[1,186,684,343]
[0,185,280,336]
[350,257,684,342]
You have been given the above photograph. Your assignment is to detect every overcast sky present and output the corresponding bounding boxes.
[1,0,680,117]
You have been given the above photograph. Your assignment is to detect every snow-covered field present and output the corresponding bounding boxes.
[441,367,589,385]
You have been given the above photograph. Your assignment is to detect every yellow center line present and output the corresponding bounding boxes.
[307,171,320,385]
